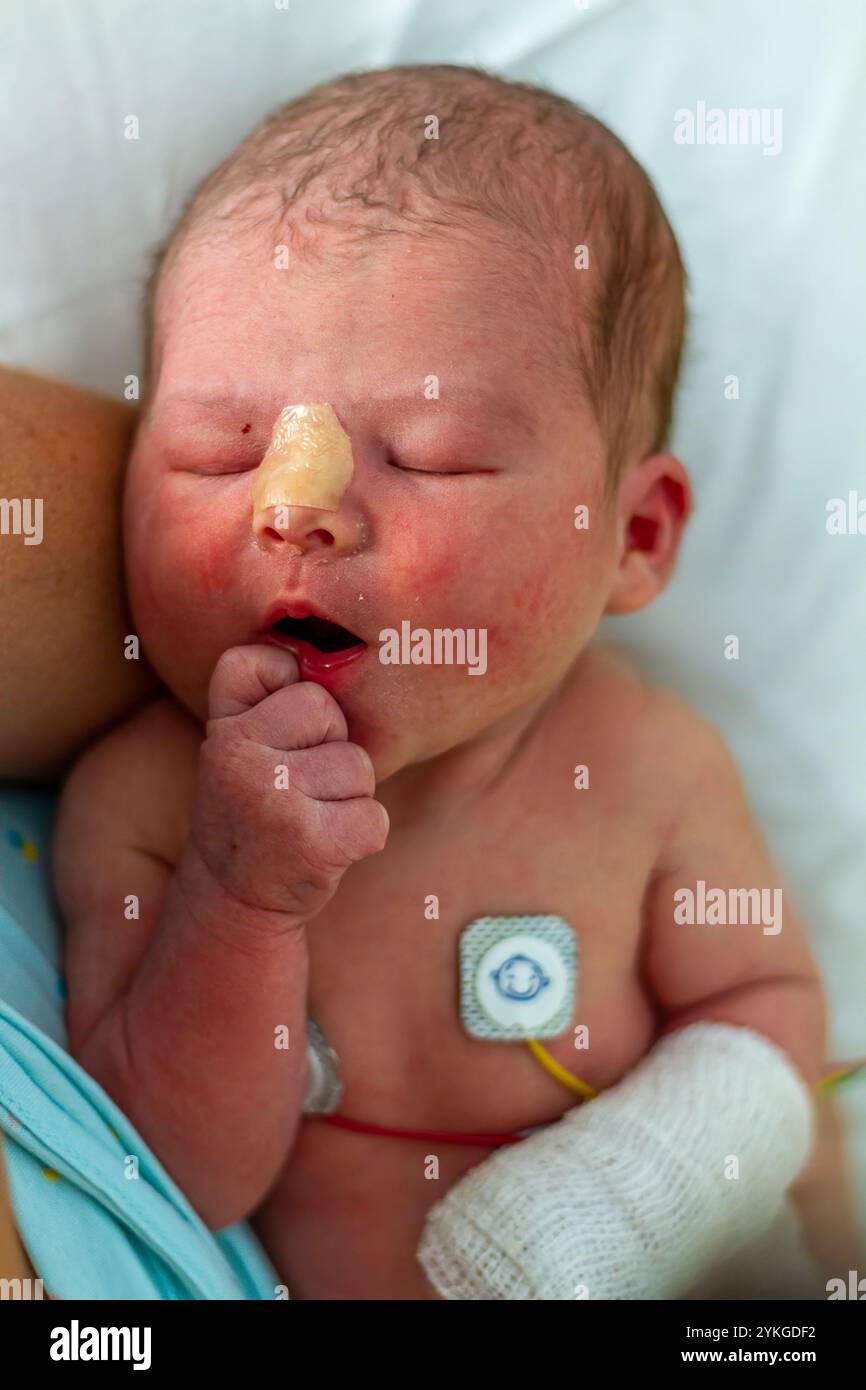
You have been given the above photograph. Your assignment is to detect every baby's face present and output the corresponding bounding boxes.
[125,226,621,778]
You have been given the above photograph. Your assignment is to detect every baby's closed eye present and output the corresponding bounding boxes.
[385,449,489,476]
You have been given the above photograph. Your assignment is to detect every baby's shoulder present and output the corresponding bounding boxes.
[64,695,201,788]
[56,697,201,862]
[558,641,729,787]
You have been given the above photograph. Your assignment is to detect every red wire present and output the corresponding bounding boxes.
[312,1058,866,1147]
[312,1114,526,1146]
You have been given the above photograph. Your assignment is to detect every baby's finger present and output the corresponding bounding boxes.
[287,741,376,802]
[315,795,390,863]
[239,677,349,751]
[208,644,300,719]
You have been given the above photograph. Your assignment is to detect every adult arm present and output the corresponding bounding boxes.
[0,366,155,781]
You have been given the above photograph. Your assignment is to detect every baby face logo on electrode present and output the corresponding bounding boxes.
[492,953,550,1002]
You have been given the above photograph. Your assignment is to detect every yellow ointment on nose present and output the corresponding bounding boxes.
[251,404,354,516]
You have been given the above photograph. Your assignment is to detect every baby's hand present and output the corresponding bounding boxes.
[190,644,389,919]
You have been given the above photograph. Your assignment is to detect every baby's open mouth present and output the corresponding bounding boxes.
[264,604,368,680]
[272,614,365,654]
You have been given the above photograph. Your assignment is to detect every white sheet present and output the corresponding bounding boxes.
[2,0,864,1249]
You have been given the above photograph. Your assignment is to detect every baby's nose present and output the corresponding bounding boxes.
[253,503,338,554]
[251,403,358,556]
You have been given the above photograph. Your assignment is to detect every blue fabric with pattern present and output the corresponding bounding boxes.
[0,788,281,1300]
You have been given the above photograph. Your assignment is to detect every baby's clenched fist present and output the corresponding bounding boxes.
[190,644,389,918]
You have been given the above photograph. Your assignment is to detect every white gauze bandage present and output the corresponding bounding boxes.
[251,404,353,520]
[417,1022,814,1301]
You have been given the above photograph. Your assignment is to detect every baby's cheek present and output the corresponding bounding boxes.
[177,522,238,599]
[485,534,610,683]
[380,516,550,698]
[507,563,560,626]
[126,481,243,673]
[503,484,612,622]
[380,503,463,607]
[486,567,568,676]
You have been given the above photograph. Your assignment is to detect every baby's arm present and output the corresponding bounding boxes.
[641,715,824,1082]
[641,715,866,1279]
[643,714,864,1276]
[642,720,862,1282]
[56,691,309,1231]
[57,646,387,1230]
[418,711,827,1299]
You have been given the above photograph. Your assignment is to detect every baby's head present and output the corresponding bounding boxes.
[126,64,689,779]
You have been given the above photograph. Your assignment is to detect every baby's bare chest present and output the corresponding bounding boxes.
[260,786,663,1297]
[304,780,661,1131]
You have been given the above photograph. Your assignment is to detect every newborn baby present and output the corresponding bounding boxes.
[54,65,828,1300]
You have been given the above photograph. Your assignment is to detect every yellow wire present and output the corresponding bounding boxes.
[814,1061,866,1094]
[527,1046,866,1102]
[525,1038,598,1100]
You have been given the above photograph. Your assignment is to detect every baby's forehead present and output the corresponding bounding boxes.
[149,203,581,394]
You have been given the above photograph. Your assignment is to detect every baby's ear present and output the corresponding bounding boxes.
[604,452,692,615]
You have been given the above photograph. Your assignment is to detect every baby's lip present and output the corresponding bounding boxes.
[260,600,368,668]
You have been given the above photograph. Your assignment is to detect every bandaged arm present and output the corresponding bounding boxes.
[417,1022,814,1300]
